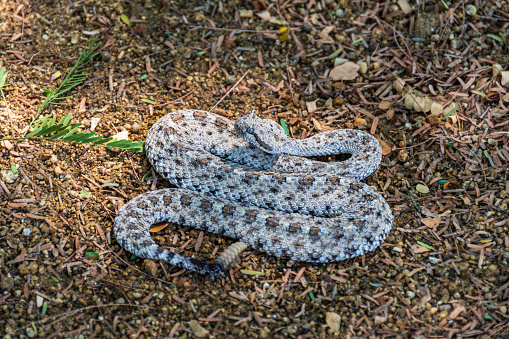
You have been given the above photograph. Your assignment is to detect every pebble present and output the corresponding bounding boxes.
[1,169,18,183]
[325,312,341,332]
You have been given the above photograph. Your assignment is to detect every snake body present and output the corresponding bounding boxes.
[114,110,392,275]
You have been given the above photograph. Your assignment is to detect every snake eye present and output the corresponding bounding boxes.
[246,127,255,134]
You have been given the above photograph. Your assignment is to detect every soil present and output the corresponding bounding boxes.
[0,0,508,338]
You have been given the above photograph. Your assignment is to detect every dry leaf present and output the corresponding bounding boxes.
[90,117,100,131]
[150,224,168,233]
[256,11,271,21]
[501,71,509,86]
[306,101,317,113]
[112,130,129,140]
[319,25,334,39]
[493,64,502,77]
[404,95,415,110]
[393,78,405,93]
[378,101,393,109]
[449,307,465,320]
[312,118,323,131]
[421,216,441,228]
[387,108,395,120]
[430,101,444,115]
[398,0,412,14]
[377,138,392,156]
[330,62,359,81]
[411,244,430,253]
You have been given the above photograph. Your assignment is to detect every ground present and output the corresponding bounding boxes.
[0,0,509,338]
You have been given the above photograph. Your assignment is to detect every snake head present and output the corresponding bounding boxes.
[234,112,287,154]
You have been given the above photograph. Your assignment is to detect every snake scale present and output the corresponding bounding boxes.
[114,110,393,275]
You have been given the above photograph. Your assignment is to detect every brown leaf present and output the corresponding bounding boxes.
[378,100,393,109]
[150,223,168,233]
[330,62,359,81]
[421,216,441,228]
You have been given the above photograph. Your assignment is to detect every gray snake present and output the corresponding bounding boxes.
[114,110,393,275]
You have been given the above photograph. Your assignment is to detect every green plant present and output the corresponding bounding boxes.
[30,37,101,130]
[0,61,13,135]
[21,112,144,152]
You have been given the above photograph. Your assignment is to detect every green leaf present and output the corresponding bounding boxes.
[240,269,265,276]
[352,38,364,44]
[80,189,91,198]
[92,137,114,145]
[85,252,99,260]
[140,74,148,80]
[62,112,73,126]
[197,51,207,56]
[50,276,59,282]
[328,47,343,59]
[471,90,486,97]
[31,124,68,137]
[484,314,494,320]
[280,118,289,136]
[10,165,17,174]
[487,34,503,42]
[101,182,119,187]
[417,241,434,250]
[42,302,48,316]
[141,98,156,105]
[442,107,458,120]
[30,323,37,336]
[120,14,130,25]
[308,291,315,301]
[49,127,74,140]
[440,0,449,9]
[436,180,449,184]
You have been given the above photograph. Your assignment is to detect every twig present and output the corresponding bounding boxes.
[210,70,250,111]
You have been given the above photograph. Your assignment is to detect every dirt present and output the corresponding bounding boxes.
[0,0,508,338]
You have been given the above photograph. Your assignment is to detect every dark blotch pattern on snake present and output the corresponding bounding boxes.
[114,110,393,275]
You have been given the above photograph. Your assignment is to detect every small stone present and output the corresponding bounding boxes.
[1,169,18,184]
[144,259,158,277]
[416,184,429,194]
[131,123,140,133]
[374,315,386,324]
[356,61,368,74]
[397,150,408,162]
[239,9,253,18]
[354,117,366,127]
[0,275,14,290]
[325,312,341,332]
[194,13,205,21]
[99,51,111,62]
[26,327,36,338]
[406,291,416,299]
[392,246,403,253]
[301,24,312,33]
[54,166,63,175]
[36,295,44,307]
[466,4,477,15]
[188,320,209,337]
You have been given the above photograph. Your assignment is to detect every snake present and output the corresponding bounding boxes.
[114,110,393,275]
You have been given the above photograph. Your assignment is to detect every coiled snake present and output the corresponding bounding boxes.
[114,110,392,275]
